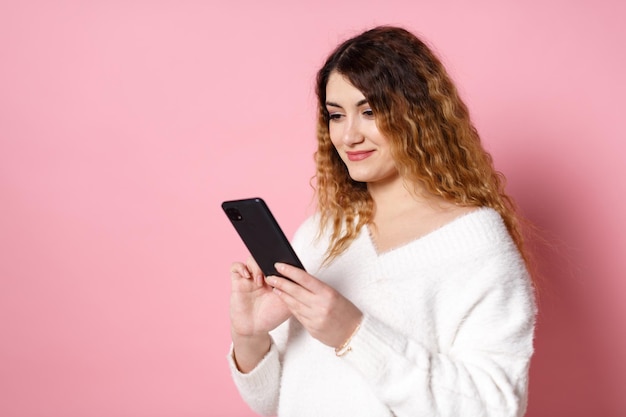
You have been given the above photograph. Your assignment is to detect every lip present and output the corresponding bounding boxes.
[346,150,375,161]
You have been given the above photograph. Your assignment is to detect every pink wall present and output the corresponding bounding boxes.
[1,1,624,416]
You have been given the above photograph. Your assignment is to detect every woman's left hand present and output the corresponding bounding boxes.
[266,262,363,349]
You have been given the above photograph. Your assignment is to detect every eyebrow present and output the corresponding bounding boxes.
[325,99,369,108]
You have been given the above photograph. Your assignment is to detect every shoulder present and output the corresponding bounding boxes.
[290,213,334,273]
[446,208,532,291]
[291,212,330,256]
[441,207,515,252]
[396,206,509,257]
[392,207,528,285]
[292,213,321,243]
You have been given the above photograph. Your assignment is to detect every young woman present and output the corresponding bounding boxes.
[227,26,536,417]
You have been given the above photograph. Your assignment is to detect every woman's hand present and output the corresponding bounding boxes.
[230,257,291,338]
[266,262,363,349]
[229,257,292,373]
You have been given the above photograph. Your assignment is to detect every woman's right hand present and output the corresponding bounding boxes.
[229,257,291,372]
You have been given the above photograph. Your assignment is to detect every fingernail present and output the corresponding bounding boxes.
[275,262,284,272]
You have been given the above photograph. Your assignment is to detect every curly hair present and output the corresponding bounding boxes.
[314,25,531,271]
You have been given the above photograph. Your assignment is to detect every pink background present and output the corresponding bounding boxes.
[1,1,624,416]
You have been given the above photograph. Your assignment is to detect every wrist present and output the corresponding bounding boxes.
[231,331,271,350]
[231,332,271,373]
[335,315,363,357]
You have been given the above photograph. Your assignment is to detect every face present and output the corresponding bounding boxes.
[325,71,399,187]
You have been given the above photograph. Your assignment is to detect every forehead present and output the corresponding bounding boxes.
[326,72,366,103]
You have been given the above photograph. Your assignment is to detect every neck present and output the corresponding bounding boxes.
[368,177,420,212]
[367,176,451,220]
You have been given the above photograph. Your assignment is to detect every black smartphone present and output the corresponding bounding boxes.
[221,197,305,278]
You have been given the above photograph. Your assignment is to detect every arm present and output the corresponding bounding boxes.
[343,256,536,417]
[226,259,291,416]
[227,323,289,416]
[271,250,535,417]
[225,216,316,415]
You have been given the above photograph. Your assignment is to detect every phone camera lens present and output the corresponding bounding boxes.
[226,208,243,221]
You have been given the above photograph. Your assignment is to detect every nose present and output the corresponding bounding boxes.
[342,116,364,146]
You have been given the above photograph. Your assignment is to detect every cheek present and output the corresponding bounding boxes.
[328,124,342,147]
[359,117,384,143]
[366,124,387,144]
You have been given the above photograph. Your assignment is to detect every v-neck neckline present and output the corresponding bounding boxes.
[362,207,484,257]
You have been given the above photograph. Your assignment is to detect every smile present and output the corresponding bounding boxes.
[346,150,374,161]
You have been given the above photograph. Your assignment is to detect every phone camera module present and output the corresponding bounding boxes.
[226,207,243,221]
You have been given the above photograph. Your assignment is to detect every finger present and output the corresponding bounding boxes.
[267,278,314,321]
[275,263,323,292]
[266,274,315,309]
[246,256,264,286]
[230,262,251,279]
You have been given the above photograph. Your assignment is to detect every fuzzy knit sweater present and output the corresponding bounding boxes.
[227,208,536,417]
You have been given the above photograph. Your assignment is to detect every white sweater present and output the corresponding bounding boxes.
[228,208,536,417]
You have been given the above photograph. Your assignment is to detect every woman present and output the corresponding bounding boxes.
[227,26,536,417]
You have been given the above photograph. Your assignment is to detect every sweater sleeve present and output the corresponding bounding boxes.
[227,319,292,416]
[226,332,283,416]
[343,249,536,417]
[226,217,315,416]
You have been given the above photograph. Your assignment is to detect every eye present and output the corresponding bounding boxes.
[328,112,343,121]
[363,109,374,118]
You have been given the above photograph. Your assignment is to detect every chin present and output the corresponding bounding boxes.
[346,170,371,183]
[347,168,399,186]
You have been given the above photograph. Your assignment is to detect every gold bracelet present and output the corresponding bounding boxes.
[335,322,361,357]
